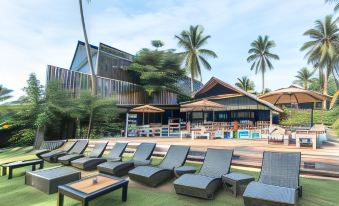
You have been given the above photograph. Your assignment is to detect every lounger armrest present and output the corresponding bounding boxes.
[134,159,151,166]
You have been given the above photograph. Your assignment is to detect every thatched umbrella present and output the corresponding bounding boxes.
[130,105,165,125]
[180,99,225,122]
[259,85,331,125]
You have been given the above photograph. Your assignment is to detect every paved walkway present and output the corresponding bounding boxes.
[94,137,339,177]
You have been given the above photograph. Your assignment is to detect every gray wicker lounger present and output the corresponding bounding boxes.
[97,142,156,176]
[57,140,89,165]
[243,151,302,206]
[174,148,233,199]
[40,140,77,163]
[34,140,66,158]
[71,142,127,170]
[128,145,190,187]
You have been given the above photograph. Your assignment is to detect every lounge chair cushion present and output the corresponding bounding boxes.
[58,154,84,165]
[71,157,107,170]
[173,174,221,199]
[128,166,172,187]
[97,161,134,176]
[243,182,297,205]
[174,174,218,189]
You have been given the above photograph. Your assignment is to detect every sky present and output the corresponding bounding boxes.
[0,0,336,100]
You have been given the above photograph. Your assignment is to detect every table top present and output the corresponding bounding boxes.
[222,172,254,181]
[59,174,128,197]
[2,159,43,167]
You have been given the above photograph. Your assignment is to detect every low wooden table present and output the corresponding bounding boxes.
[1,159,44,179]
[58,174,128,206]
[222,172,254,197]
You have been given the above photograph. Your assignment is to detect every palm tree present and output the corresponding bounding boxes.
[293,67,316,89]
[175,25,217,96]
[79,0,97,138]
[79,0,96,95]
[247,35,279,94]
[325,0,339,12]
[151,40,164,50]
[0,85,13,102]
[235,76,255,92]
[300,15,339,107]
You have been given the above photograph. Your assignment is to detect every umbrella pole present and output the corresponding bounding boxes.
[310,108,314,127]
[143,113,144,125]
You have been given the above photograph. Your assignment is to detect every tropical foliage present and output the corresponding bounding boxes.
[175,25,217,95]
[325,0,339,12]
[128,45,186,96]
[247,35,279,94]
[309,74,337,96]
[235,76,255,92]
[300,15,339,99]
[293,67,316,89]
[151,40,164,49]
[0,85,13,102]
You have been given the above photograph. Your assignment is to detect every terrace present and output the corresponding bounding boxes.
[0,143,338,206]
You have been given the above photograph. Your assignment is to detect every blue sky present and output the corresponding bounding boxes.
[0,0,336,100]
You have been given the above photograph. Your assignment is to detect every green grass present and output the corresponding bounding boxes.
[0,147,338,206]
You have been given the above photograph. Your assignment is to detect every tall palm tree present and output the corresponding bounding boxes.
[300,15,339,105]
[79,0,96,96]
[79,0,96,138]
[0,85,13,102]
[247,35,279,94]
[325,0,339,12]
[293,67,316,89]
[175,25,217,96]
[235,76,255,92]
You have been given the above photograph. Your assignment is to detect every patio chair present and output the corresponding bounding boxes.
[128,145,190,187]
[71,142,127,170]
[243,151,302,206]
[55,140,89,165]
[173,148,233,199]
[34,140,66,158]
[40,140,78,163]
[97,142,156,176]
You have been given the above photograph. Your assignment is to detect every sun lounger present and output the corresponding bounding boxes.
[57,140,89,165]
[174,148,233,199]
[243,151,302,206]
[97,142,156,176]
[34,140,66,158]
[40,140,77,163]
[128,145,190,187]
[71,142,127,170]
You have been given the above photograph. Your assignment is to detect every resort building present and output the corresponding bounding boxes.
[46,41,282,138]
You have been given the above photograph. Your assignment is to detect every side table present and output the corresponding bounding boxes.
[222,172,254,197]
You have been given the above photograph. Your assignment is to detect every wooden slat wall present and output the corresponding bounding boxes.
[46,65,178,106]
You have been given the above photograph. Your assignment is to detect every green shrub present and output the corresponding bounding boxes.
[332,119,339,136]
[280,106,339,126]
[8,129,35,146]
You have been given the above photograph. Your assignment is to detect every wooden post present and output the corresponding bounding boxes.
[269,110,273,126]
[125,113,129,137]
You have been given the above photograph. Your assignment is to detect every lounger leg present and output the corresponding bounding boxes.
[8,167,12,179]
[122,184,128,201]
[32,165,36,171]
[58,193,64,206]
[40,161,44,169]
[1,166,6,176]
[82,201,88,206]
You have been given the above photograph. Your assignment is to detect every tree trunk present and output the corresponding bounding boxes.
[190,73,194,97]
[87,111,93,139]
[34,126,46,149]
[322,65,329,109]
[262,71,265,94]
[79,0,96,96]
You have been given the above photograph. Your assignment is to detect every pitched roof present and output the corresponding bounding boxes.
[193,77,283,113]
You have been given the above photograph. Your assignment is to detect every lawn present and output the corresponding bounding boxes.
[0,147,338,206]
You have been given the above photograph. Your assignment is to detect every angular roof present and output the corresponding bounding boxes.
[192,77,283,113]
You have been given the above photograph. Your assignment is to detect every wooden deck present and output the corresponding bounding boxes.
[88,137,339,178]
